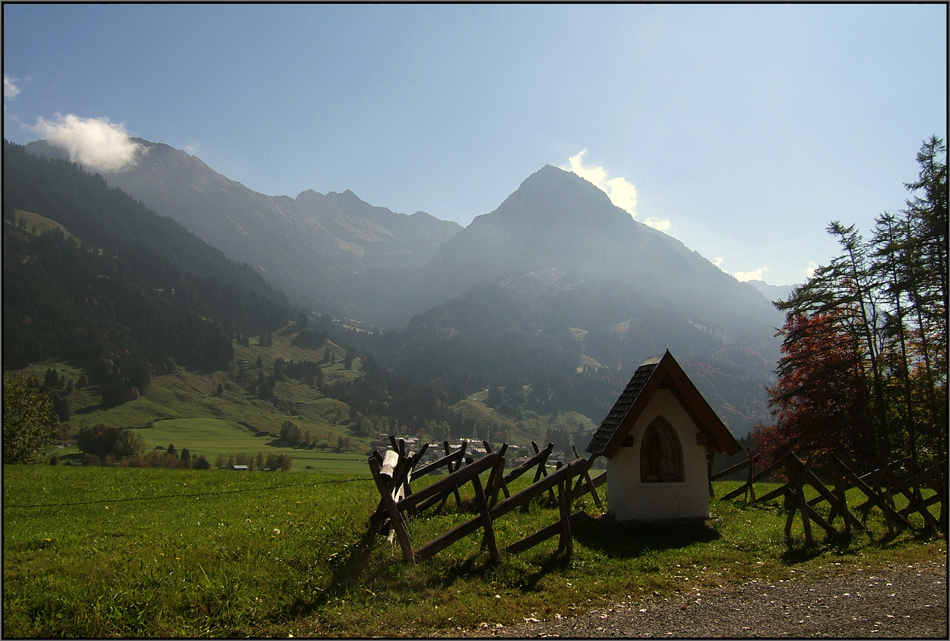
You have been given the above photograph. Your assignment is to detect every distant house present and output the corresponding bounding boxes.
[586,351,741,522]
[230,464,249,471]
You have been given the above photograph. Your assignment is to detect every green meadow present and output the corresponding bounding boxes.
[3,465,944,638]
[127,418,367,474]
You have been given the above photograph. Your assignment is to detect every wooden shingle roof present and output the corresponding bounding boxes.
[585,350,741,459]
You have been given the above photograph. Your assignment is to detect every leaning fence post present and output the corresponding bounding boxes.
[472,471,500,563]
[833,458,851,538]
[369,455,414,562]
[484,442,510,507]
[572,446,602,509]
[441,440,465,511]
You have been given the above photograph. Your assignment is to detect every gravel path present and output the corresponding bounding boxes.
[461,560,947,638]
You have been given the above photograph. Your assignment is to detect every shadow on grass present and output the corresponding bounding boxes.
[780,542,828,564]
[325,534,378,597]
[573,514,720,558]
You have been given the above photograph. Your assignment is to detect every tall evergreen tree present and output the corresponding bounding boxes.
[769,137,947,463]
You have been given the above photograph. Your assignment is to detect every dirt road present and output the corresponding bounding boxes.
[462,559,947,638]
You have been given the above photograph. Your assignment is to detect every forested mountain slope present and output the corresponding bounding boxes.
[3,140,291,405]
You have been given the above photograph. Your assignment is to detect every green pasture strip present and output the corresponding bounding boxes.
[134,418,370,475]
[25,355,368,455]
[138,418,264,452]
[9,209,76,239]
[3,466,943,638]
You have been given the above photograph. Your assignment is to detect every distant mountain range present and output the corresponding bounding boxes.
[22,137,787,435]
[745,279,795,303]
[24,139,461,315]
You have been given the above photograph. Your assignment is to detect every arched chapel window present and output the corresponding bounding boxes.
[640,417,683,483]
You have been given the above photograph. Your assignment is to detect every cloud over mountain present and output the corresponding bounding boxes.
[733,265,769,282]
[562,149,671,231]
[31,114,144,172]
[562,149,638,214]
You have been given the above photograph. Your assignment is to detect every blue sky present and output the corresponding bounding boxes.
[3,3,946,287]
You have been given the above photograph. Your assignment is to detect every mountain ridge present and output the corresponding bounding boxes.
[23,138,463,314]
[21,136,783,435]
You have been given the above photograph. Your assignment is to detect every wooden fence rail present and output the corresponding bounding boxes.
[717,449,946,546]
[365,440,601,563]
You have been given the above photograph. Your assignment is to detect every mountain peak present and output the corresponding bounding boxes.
[476,164,630,232]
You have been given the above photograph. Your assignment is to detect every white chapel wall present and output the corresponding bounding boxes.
[605,388,710,521]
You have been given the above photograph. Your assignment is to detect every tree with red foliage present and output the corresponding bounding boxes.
[766,137,946,465]
[767,309,873,461]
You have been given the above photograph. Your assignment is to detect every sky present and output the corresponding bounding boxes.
[3,4,946,287]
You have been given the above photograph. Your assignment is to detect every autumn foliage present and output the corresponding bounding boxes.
[759,137,947,466]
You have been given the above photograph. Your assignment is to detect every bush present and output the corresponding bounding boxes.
[76,424,145,460]
[2,373,58,464]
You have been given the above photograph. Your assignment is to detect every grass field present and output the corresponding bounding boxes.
[3,465,944,638]
[19,343,373,472]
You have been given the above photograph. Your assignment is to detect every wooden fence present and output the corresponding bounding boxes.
[366,439,607,563]
[710,450,947,545]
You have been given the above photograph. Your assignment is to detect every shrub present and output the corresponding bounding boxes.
[3,373,58,464]
[76,424,145,460]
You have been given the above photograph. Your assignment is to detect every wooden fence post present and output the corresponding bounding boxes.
[745,448,756,504]
[472,471,500,563]
[932,455,947,532]
[832,458,851,538]
[558,475,573,556]
[785,453,812,545]
[531,441,557,505]
[369,455,414,562]
[443,440,466,510]
[484,442,510,506]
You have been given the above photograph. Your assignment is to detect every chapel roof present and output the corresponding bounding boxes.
[585,350,741,459]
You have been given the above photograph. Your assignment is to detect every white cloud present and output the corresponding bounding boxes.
[604,175,638,215]
[733,265,769,282]
[562,149,673,232]
[4,75,21,99]
[644,217,671,231]
[805,261,819,279]
[562,149,638,215]
[713,257,724,268]
[32,113,143,172]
